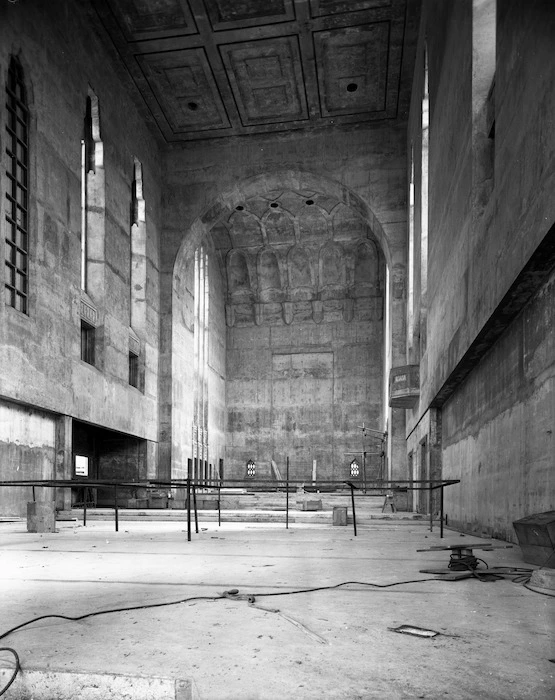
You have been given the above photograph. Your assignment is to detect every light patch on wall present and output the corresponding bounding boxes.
[0,403,56,449]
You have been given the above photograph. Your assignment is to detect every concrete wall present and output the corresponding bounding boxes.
[0,0,162,512]
[442,268,555,541]
[0,400,56,516]
[407,0,555,533]
[227,316,384,481]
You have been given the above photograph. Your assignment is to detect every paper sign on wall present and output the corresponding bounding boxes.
[75,455,89,477]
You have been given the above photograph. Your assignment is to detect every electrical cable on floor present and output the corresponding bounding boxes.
[0,648,19,698]
[448,553,487,571]
[0,568,543,697]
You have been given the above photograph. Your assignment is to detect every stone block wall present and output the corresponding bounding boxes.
[0,0,162,513]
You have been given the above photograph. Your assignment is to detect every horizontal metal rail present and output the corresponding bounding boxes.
[0,478,460,539]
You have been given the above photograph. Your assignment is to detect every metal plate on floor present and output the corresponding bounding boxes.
[389,625,439,638]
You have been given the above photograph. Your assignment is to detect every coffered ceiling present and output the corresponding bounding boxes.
[94,0,417,142]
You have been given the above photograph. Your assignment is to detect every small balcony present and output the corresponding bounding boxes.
[389,365,420,408]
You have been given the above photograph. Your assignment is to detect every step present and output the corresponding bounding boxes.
[58,508,426,525]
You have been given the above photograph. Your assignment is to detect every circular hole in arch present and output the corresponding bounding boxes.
[270,202,279,208]
[346,83,358,93]
[188,101,199,111]
[235,205,244,211]
[305,199,314,206]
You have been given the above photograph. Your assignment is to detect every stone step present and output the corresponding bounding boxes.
[58,508,427,525]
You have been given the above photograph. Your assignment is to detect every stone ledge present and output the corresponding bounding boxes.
[0,667,198,700]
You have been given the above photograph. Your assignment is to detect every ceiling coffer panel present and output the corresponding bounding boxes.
[108,0,197,40]
[137,49,231,132]
[309,0,391,18]
[204,0,296,31]
[220,37,309,126]
[314,23,390,117]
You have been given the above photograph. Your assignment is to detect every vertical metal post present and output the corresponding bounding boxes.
[362,451,367,494]
[429,482,433,532]
[192,482,199,534]
[440,485,444,539]
[350,484,357,537]
[187,479,191,542]
[218,483,221,527]
[114,485,119,532]
[286,457,289,530]
[83,497,87,526]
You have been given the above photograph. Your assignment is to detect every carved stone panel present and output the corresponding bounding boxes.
[227,250,253,301]
[228,210,264,248]
[220,37,308,125]
[264,210,296,247]
[258,247,284,303]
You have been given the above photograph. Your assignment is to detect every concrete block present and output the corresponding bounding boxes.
[0,667,199,700]
[300,499,322,511]
[332,506,348,526]
[392,489,409,512]
[27,501,56,533]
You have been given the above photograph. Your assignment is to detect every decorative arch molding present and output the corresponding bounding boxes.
[173,170,392,289]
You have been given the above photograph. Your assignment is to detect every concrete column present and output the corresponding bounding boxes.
[428,407,442,515]
[145,440,158,481]
[388,251,408,481]
[55,415,72,511]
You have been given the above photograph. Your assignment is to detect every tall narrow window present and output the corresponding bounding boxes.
[407,145,416,361]
[472,0,496,205]
[80,88,104,297]
[130,158,146,333]
[419,49,429,356]
[5,56,29,314]
[192,245,209,479]
[81,320,95,365]
[129,351,139,388]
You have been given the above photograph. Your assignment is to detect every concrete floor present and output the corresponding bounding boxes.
[0,518,554,700]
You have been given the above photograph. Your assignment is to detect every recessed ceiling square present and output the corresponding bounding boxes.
[204,0,296,31]
[138,49,231,132]
[220,37,308,126]
[107,0,197,40]
[314,23,390,116]
[310,0,391,18]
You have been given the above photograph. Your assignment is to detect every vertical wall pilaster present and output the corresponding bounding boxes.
[55,415,72,511]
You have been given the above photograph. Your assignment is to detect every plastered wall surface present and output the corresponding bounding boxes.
[0,1,161,441]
